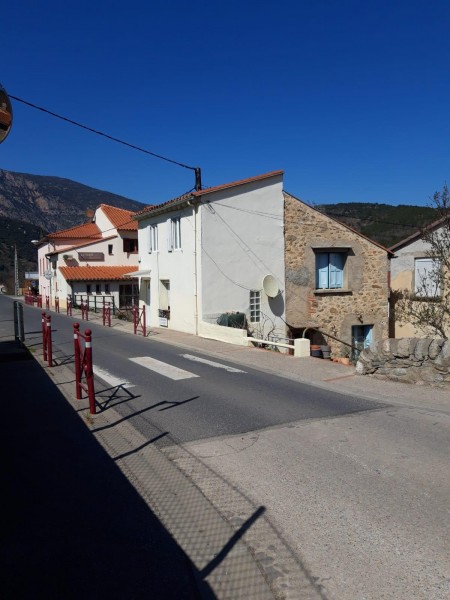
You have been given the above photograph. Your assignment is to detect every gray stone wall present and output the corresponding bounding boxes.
[356,338,450,386]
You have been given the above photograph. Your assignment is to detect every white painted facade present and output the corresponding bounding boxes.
[35,205,138,308]
[136,172,287,338]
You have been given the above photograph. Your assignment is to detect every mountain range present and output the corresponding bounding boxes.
[0,169,438,292]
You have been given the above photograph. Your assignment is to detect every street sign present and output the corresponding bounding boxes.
[0,85,13,144]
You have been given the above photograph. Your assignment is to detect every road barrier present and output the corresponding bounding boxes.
[80,301,89,321]
[67,298,73,316]
[55,297,60,313]
[102,302,111,327]
[73,323,96,414]
[133,305,146,337]
[41,312,53,367]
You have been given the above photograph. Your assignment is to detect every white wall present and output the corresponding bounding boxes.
[137,209,198,333]
[137,173,286,338]
[200,175,286,339]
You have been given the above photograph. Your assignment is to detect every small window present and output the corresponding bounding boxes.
[414,258,441,297]
[168,217,181,251]
[105,284,110,294]
[250,290,261,323]
[123,238,138,253]
[148,224,158,253]
[96,284,101,294]
[108,244,113,255]
[86,284,92,295]
[316,252,346,289]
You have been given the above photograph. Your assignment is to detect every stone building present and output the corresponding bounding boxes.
[284,192,391,357]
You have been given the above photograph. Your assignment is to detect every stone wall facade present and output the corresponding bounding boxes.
[284,193,390,356]
[356,338,450,386]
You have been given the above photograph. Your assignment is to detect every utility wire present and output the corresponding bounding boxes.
[9,94,198,172]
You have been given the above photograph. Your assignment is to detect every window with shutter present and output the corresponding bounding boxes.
[414,258,441,297]
[315,252,346,289]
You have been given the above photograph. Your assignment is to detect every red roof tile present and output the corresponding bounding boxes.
[99,204,138,231]
[47,222,102,240]
[135,170,284,218]
[59,266,137,281]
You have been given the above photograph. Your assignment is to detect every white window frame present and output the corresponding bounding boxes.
[148,224,158,253]
[249,290,261,323]
[414,258,441,297]
[172,217,181,250]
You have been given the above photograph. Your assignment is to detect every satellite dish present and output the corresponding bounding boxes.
[0,85,13,144]
[262,274,279,298]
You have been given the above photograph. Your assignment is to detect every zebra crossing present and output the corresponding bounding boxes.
[93,353,246,387]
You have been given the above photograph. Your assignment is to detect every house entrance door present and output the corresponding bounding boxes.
[352,324,373,360]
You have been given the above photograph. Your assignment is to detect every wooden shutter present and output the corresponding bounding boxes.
[316,253,329,288]
[329,253,345,288]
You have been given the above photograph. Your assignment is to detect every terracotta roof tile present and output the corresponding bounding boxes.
[99,204,138,231]
[135,170,284,218]
[47,222,102,240]
[59,266,137,281]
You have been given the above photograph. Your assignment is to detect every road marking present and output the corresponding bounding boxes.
[129,356,199,380]
[93,366,135,388]
[180,354,246,373]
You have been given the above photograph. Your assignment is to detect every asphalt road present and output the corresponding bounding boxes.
[17,300,386,447]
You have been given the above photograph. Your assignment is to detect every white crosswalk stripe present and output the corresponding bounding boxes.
[129,356,199,380]
[93,366,135,388]
[180,354,246,373]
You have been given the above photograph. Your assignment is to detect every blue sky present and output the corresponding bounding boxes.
[2,0,450,207]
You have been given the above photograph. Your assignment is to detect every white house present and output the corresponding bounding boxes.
[133,171,287,340]
[35,204,140,310]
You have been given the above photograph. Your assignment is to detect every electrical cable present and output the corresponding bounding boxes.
[9,94,198,172]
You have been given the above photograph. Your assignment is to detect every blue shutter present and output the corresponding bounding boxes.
[316,253,329,288]
[329,253,344,288]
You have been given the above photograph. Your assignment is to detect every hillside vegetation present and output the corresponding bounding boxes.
[318,202,437,248]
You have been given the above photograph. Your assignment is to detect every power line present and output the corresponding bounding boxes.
[9,94,200,174]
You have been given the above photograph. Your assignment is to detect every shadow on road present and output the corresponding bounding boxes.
[0,343,215,599]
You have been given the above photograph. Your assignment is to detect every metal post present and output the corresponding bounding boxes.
[46,315,52,367]
[42,312,47,361]
[84,329,96,415]
[74,323,81,399]
[14,245,19,296]
[142,305,146,337]
[18,302,24,342]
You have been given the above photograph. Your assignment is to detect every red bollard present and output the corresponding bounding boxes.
[67,299,73,317]
[73,322,96,414]
[84,329,95,415]
[102,302,111,327]
[42,312,47,361]
[74,323,81,399]
[42,312,52,367]
[55,297,60,313]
